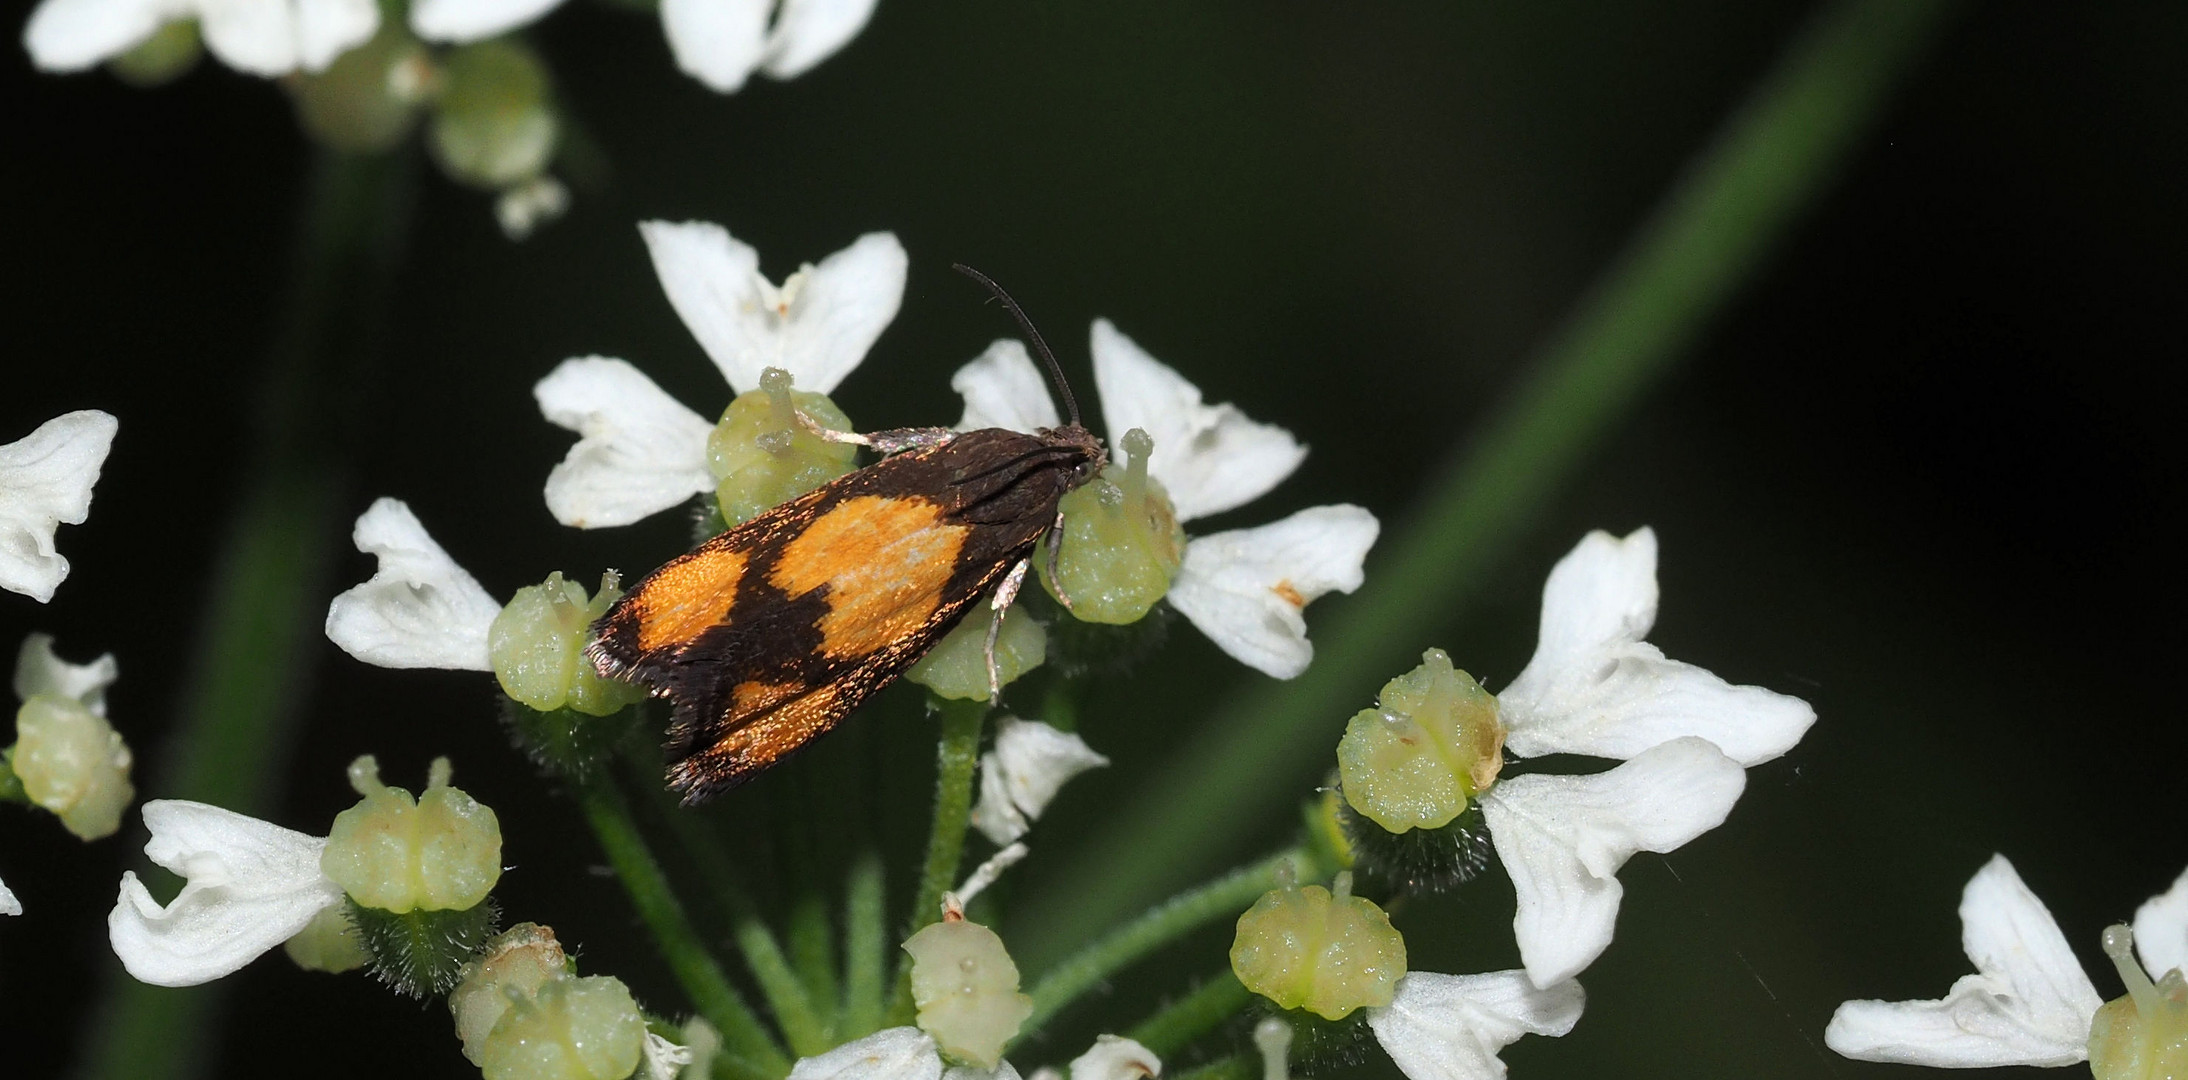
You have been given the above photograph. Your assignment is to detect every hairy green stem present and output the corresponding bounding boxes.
[840,851,889,1040]
[1126,972,1253,1057]
[1017,0,1965,964]
[1021,848,1310,1036]
[579,779,792,1076]
[886,696,990,1023]
[1171,1055,1254,1080]
[788,893,839,1035]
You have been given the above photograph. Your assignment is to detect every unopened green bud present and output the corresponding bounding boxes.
[1335,649,1504,834]
[322,755,501,913]
[2089,924,2188,1080]
[1038,429,1183,625]
[708,368,858,525]
[905,604,1045,700]
[288,22,431,152]
[428,39,557,190]
[283,903,370,974]
[905,917,1034,1068]
[478,974,647,1080]
[1230,873,1406,1021]
[1302,787,1355,873]
[451,923,573,1065]
[107,20,200,86]
[8,693,134,840]
[491,570,644,716]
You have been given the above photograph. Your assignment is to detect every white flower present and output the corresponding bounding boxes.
[2135,867,2188,981]
[784,1027,1023,1080]
[538,223,906,529]
[323,498,500,670]
[23,0,377,76]
[1,876,19,916]
[970,717,1109,846]
[643,1031,695,1080]
[1366,970,1585,1080]
[1824,855,2117,1068]
[108,799,346,986]
[1067,1035,1160,1080]
[0,409,116,603]
[1477,527,1815,988]
[950,324,1377,679]
[15,631,118,717]
[12,632,135,841]
[408,0,874,93]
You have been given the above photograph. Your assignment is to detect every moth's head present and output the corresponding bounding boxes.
[1043,422,1108,488]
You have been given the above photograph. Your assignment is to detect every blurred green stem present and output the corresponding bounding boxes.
[886,696,989,1023]
[840,851,889,1039]
[1017,0,1963,965]
[1126,972,1252,1057]
[1171,1055,1254,1080]
[579,778,793,1076]
[72,149,413,1080]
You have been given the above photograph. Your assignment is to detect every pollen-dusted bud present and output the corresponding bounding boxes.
[428,38,557,191]
[288,21,432,152]
[8,692,134,840]
[477,974,648,1080]
[322,755,501,913]
[707,366,859,525]
[1038,429,1185,625]
[904,916,1034,1068]
[1335,649,1504,834]
[2089,923,2188,1080]
[905,603,1046,701]
[450,923,574,1064]
[490,571,645,716]
[1230,872,1406,1021]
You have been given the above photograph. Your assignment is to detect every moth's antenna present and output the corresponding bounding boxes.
[952,263,1082,428]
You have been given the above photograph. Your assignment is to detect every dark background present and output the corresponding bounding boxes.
[4,1,2184,1077]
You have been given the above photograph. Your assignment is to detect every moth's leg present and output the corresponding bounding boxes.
[985,558,1032,703]
[794,411,956,456]
[1042,509,1074,611]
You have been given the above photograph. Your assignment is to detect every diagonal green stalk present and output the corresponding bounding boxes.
[578,777,792,1076]
[1126,972,1253,1057]
[1016,0,1965,965]
[72,149,414,1080]
[840,851,889,1040]
[886,695,990,1024]
[1019,847,1311,1037]
[1171,1056,1254,1080]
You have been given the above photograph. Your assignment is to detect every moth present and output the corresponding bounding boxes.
[588,266,1106,802]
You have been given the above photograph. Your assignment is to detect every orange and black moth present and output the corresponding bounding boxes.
[588,267,1105,803]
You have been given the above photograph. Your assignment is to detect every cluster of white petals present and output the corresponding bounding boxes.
[107,799,345,986]
[324,497,501,671]
[952,326,1378,679]
[536,222,906,529]
[0,410,117,603]
[411,0,875,92]
[1366,970,1585,1080]
[1479,527,1815,989]
[1827,855,2188,1069]
[971,717,1109,845]
[787,1028,1157,1080]
[23,0,376,76]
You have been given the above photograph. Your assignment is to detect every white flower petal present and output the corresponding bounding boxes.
[0,410,117,603]
[21,0,179,71]
[194,0,379,75]
[759,0,877,79]
[1825,855,2102,1068]
[953,340,1062,434]
[1368,971,1585,1080]
[107,799,345,986]
[2135,866,2188,980]
[1089,320,1305,523]
[641,222,906,395]
[970,718,1108,845]
[643,1031,695,1080]
[323,498,500,670]
[1,874,20,916]
[1499,528,1813,766]
[409,0,564,42]
[535,356,716,528]
[787,1027,944,1080]
[1166,505,1379,679]
[1068,1035,1159,1080]
[14,632,119,717]
[659,0,769,93]
[1479,737,1746,988]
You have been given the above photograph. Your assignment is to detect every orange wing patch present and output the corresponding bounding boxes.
[671,681,853,791]
[769,495,970,660]
[631,545,751,653]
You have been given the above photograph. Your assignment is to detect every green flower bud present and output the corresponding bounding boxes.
[1335,649,1504,834]
[288,22,431,152]
[450,923,574,1065]
[905,604,1046,701]
[283,903,370,974]
[708,367,858,526]
[107,20,200,87]
[2090,924,2188,1080]
[905,917,1034,1068]
[1230,872,1406,1021]
[491,570,645,716]
[1037,429,1184,625]
[1301,787,1355,873]
[478,974,648,1080]
[8,692,135,840]
[428,39,557,190]
[322,755,501,913]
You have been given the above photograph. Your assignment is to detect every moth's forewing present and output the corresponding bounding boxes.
[590,427,1099,801]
